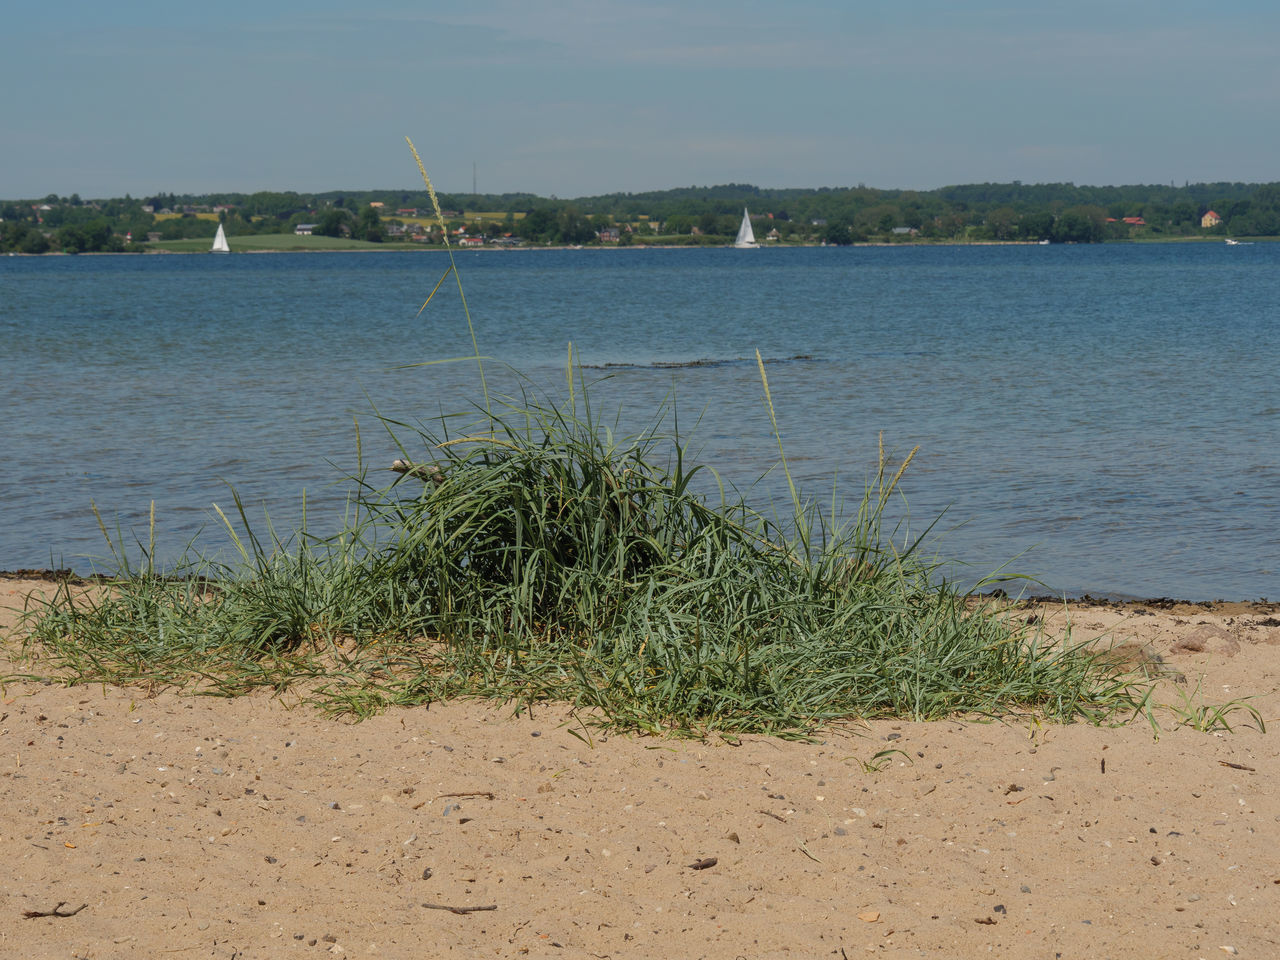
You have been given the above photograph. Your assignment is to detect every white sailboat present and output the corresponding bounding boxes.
[734,207,759,248]
[211,223,231,254]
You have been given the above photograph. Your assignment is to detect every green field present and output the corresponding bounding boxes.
[147,234,428,253]
[387,211,524,229]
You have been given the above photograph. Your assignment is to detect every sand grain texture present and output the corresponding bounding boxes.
[2,579,1278,959]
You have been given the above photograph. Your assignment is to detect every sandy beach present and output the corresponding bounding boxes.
[2,576,1278,959]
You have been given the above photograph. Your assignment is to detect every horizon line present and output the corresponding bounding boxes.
[7,178,1278,205]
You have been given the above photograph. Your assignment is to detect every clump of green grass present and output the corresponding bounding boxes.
[11,368,1152,735]
[1159,678,1266,736]
[6,143,1159,737]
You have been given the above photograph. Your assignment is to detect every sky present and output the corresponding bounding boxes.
[5,0,1280,199]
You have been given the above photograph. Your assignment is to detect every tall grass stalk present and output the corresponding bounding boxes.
[405,135,490,421]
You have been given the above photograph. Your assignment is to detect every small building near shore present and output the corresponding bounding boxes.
[1201,210,1222,228]
[295,224,317,236]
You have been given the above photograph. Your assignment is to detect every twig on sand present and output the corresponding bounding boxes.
[434,791,496,800]
[797,842,823,863]
[23,901,87,919]
[422,903,497,915]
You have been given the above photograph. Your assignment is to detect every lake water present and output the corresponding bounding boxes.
[2,244,1276,600]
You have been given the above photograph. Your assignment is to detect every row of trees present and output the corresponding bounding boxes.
[0,195,394,251]
[5,180,1280,253]
[312,206,387,242]
[1,218,130,254]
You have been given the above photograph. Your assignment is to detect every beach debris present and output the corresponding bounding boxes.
[1218,761,1255,771]
[22,901,87,919]
[1102,642,1186,681]
[421,902,497,915]
[391,460,446,484]
[687,857,718,870]
[757,809,786,823]
[858,911,880,923]
[798,842,822,863]
[974,917,997,925]
[1170,625,1240,657]
[435,791,495,800]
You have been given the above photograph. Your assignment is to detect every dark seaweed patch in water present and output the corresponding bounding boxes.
[586,354,820,370]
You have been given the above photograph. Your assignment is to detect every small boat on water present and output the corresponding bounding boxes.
[734,208,759,248]
[211,223,231,254]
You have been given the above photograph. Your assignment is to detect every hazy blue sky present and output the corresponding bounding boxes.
[5,0,1278,199]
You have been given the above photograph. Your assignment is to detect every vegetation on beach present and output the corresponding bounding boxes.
[7,147,1191,738]
[10,395,1153,737]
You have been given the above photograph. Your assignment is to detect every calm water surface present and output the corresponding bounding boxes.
[1,244,1276,599]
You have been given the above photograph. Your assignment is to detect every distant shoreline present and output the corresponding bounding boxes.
[7,236,1261,257]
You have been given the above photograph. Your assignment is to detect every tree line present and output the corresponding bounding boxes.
[3,180,1278,253]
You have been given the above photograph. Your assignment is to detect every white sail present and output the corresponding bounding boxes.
[211,223,231,253]
[734,207,758,248]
